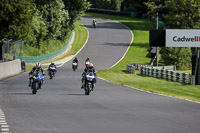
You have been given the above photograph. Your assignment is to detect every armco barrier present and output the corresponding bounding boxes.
[19,31,73,63]
[140,67,191,84]
[0,59,21,80]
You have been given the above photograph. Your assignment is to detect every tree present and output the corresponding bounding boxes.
[164,0,200,29]
[123,0,148,13]
[88,0,122,11]
[63,0,90,28]
[159,47,192,69]
[38,0,69,40]
[0,0,35,40]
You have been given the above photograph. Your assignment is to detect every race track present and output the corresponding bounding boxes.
[0,16,200,133]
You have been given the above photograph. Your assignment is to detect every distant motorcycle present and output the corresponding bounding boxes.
[48,66,56,79]
[72,62,78,71]
[83,71,96,95]
[93,21,97,28]
[30,71,44,94]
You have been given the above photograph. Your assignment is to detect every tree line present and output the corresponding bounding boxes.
[0,0,90,55]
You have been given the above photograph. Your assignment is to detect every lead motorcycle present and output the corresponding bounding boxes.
[30,71,44,94]
[83,71,96,95]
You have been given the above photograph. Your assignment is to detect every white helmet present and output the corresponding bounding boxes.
[36,63,41,69]
[89,63,93,68]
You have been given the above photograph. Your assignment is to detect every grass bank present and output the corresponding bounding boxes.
[26,22,88,71]
[85,12,200,102]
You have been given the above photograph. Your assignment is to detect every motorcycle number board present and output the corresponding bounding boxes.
[166,29,200,47]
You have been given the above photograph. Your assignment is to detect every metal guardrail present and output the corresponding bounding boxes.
[19,31,73,63]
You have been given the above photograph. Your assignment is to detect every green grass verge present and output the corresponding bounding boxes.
[26,22,88,71]
[85,12,200,102]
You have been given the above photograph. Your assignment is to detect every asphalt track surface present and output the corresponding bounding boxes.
[0,17,200,133]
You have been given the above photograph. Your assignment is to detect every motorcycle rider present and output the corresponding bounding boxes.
[93,19,97,28]
[85,57,90,68]
[28,63,45,88]
[48,62,57,72]
[81,63,97,90]
[93,19,96,24]
[72,57,79,70]
[48,62,57,76]
[72,57,79,65]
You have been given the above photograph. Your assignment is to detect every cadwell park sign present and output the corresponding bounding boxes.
[149,29,200,47]
[166,29,200,47]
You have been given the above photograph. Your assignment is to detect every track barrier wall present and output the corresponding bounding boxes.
[0,59,21,80]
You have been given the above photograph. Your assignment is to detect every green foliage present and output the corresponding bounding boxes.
[1,0,89,56]
[63,0,90,28]
[164,0,200,29]
[159,47,191,69]
[25,8,48,48]
[123,0,148,13]
[38,0,69,40]
[88,0,122,11]
[0,0,35,40]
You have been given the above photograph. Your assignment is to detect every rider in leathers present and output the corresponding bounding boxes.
[28,63,45,88]
[81,63,96,90]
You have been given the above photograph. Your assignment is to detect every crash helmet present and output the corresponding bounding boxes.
[51,62,55,65]
[89,63,93,69]
[36,63,41,70]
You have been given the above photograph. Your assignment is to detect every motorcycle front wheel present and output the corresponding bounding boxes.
[32,82,37,94]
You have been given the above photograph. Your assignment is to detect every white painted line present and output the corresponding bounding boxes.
[2,132,9,133]
[1,128,9,131]
[0,120,6,122]
[0,123,7,125]
[0,118,5,120]
[108,21,134,69]
[1,125,9,128]
[58,23,90,68]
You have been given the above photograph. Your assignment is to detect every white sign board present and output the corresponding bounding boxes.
[166,29,200,47]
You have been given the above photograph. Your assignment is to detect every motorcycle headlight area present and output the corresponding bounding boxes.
[86,74,94,81]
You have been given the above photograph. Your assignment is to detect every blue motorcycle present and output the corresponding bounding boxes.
[31,71,44,94]
[84,71,96,95]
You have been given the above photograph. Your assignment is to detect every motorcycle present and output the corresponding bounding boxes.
[30,71,44,94]
[93,21,97,28]
[83,71,96,95]
[72,62,78,71]
[48,66,56,79]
